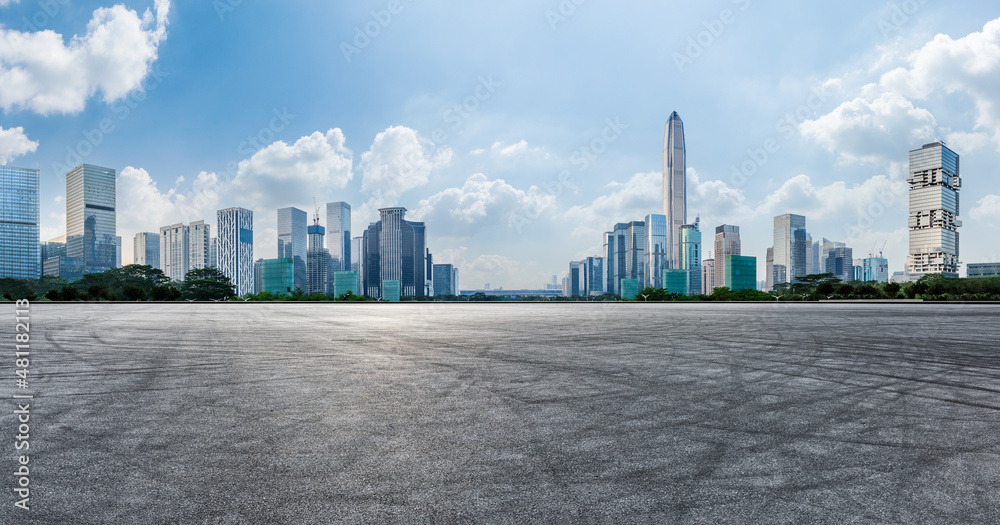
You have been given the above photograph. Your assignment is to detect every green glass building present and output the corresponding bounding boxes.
[662,269,689,295]
[333,271,359,297]
[382,279,401,302]
[262,258,295,295]
[725,255,757,291]
[620,278,639,300]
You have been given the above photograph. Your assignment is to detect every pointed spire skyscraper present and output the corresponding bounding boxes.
[663,112,686,269]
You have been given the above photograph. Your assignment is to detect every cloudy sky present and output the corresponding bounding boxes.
[2,0,999,288]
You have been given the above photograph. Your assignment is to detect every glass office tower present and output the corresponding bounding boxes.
[907,142,961,278]
[0,166,40,279]
[218,207,254,296]
[663,269,688,295]
[307,213,329,295]
[644,214,668,289]
[277,207,307,291]
[679,222,701,295]
[772,214,808,289]
[714,225,741,289]
[326,201,352,273]
[133,232,160,269]
[625,221,645,287]
[725,255,757,291]
[66,164,117,274]
[663,111,686,270]
[262,258,294,295]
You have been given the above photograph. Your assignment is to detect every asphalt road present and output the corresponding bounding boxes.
[2,303,999,524]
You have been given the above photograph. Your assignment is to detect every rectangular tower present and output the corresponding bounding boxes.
[714,225,741,289]
[218,207,254,296]
[907,142,960,278]
[66,164,117,274]
[643,214,667,289]
[160,223,189,281]
[277,207,307,291]
[326,201,352,273]
[772,213,807,288]
[133,232,160,269]
[0,166,40,279]
[663,112,686,270]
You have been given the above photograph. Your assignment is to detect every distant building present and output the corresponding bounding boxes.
[351,236,363,296]
[663,111,687,271]
[568,261,583,297]
[189,221,211,272]
[853,259,864,281]
[821,239,854,283]
[218,207,254,296]
[584,256,606,295]
[679,221,701,296]
[701,258,715,295]
[277,207,307,292]
[907,142,961,279]
[333,271,359,296]
[662,269,688,295]
[968,263,1000,278]
[65,164,117,274]
[40,237,67,272]
[433,264,457,296]
[620,278,639,300]
[644,214,667,289]
[771,214,808,289]
[604,223,629,295]
[326,202,351,274]
[862,257,889,283]
[253,258,263,294]
[362,207,427,298]
[133,232,160,269]
[307,211,329,295]
[765,247,774,291]
[625,221,645,286]
[714,225,741,289]
[262,258,294,295]
[382,279,401,302]
[160,223,190,281]
[725,255,757,291]
[43,256,83,282]
[0,166,40,279]
[209,238,218,268]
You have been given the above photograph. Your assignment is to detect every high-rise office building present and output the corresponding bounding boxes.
[0,166,40,279]
[189,221,211,272]
[160,223,189,281]
[604,223,629,296]
[726,255,757,291]
[967,263,1000,278]
[679,221,701,295]
[433,264,457,296]
[771,214,808,289]
[326,201,351,274]
[663,269,688,295]
[862,257,889,283]
[218,207,254,296]
[306,209,329,295]
[625,220,645,287]
[209,238,218,268]
[701,258,715,295]
[351,236,364,297]
[277,207,307,291]
[821,239,854,283]
[333,271,359,296]
[66,164,117,274]
[133,232,160,269]
[643,214,667,289]
[584,256,606,295]
[663,111,686,270]
[568,260,583,297]
[362,207,427,298]
[714,225,741,289]
[253,258,263,295]
[765,247,775,291]
[262,258,294,295]
[907,142,961,279]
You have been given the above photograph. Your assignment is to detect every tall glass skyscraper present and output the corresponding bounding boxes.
[679,222,701,295]
[643,214,667,289]
[714,225,741,289]
[771,213,808,289]
[625,220,645,287]
[907,142,961,278]
[277,207,307,291]
[362,208,427,298]
[0,166,40,279]
[604,222,629,296]
[306,210,329,295]
[133,232,160,269]
[66,164,117,274]
[326,201,351,273]
[218,207,254,296]
[822,239,854,283]
[663,111,686,270]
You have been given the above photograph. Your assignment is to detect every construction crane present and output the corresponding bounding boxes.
[312,197,321,226]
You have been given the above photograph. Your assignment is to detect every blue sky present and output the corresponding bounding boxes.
[2,0,999,288]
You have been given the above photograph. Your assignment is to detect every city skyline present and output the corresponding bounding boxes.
[1,3,999,288]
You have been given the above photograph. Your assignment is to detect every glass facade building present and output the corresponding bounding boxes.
[772,214,808,289]
[326,201,351,274]
[679,222,701,296]
[625,221,645,287]
[662,269,688,295]
[725,255,757,291]
[702,258,715,295]
[65,164,117,274]
[620,278,639,300]
[604,222,629,296]
[382,279,401,302]
[362,208,427,299]
[133,232,160,269]
[262,258,294,295]
[307,218,329,295]
[277,207,307,291]
[0,166,40,279]
[968,263,1000,278]
[907,142,961,278]
[433,264,456,296]
[862,257,889,283]
[333,271,359,296]
[821,239,854,283]
[714,225,741,290]
[643,214,667,290]
[663,111,686,270]
[218,207,254,296]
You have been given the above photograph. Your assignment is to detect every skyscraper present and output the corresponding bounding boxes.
[133,232,160,269]
[326,201,351,273]
[307,209,329,295]
[907,142,961,279]
[351,236,364,296]
[604,222,629,296]
[822,239,854,283]
[362,207,427,298]
[714,225,741,289]
[625,220,645,287]
[433,264,456,296]
[679,221,701,295]
[702,258,715,295]
[663,111,686,270]
[218,207,254,296]
[189,220,211,272]
[643,214,667,289]
[160,223,189,281]
[771,214,808,289]
[277,207,307,291]
[209,238,218,268]
[0,166,40,279]
[66,164,117,274]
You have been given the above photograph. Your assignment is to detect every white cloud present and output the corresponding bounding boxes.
[229,129,353,211]
[800,92,937,165]
[687,168,751,224]
[879,18,1000,145]
[410,173,556,238]
[467,254,521,288]
[0,0,171,114]
[491,140,528,157]
[360,126,452,206]
[563,171,661,242]
[0,126,37,164]
[0,1,20,7]
[944,131,991,154]
[970,194,1000,223]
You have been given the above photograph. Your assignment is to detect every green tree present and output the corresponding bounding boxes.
[181,267,236,301]
[122,285,148,301]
